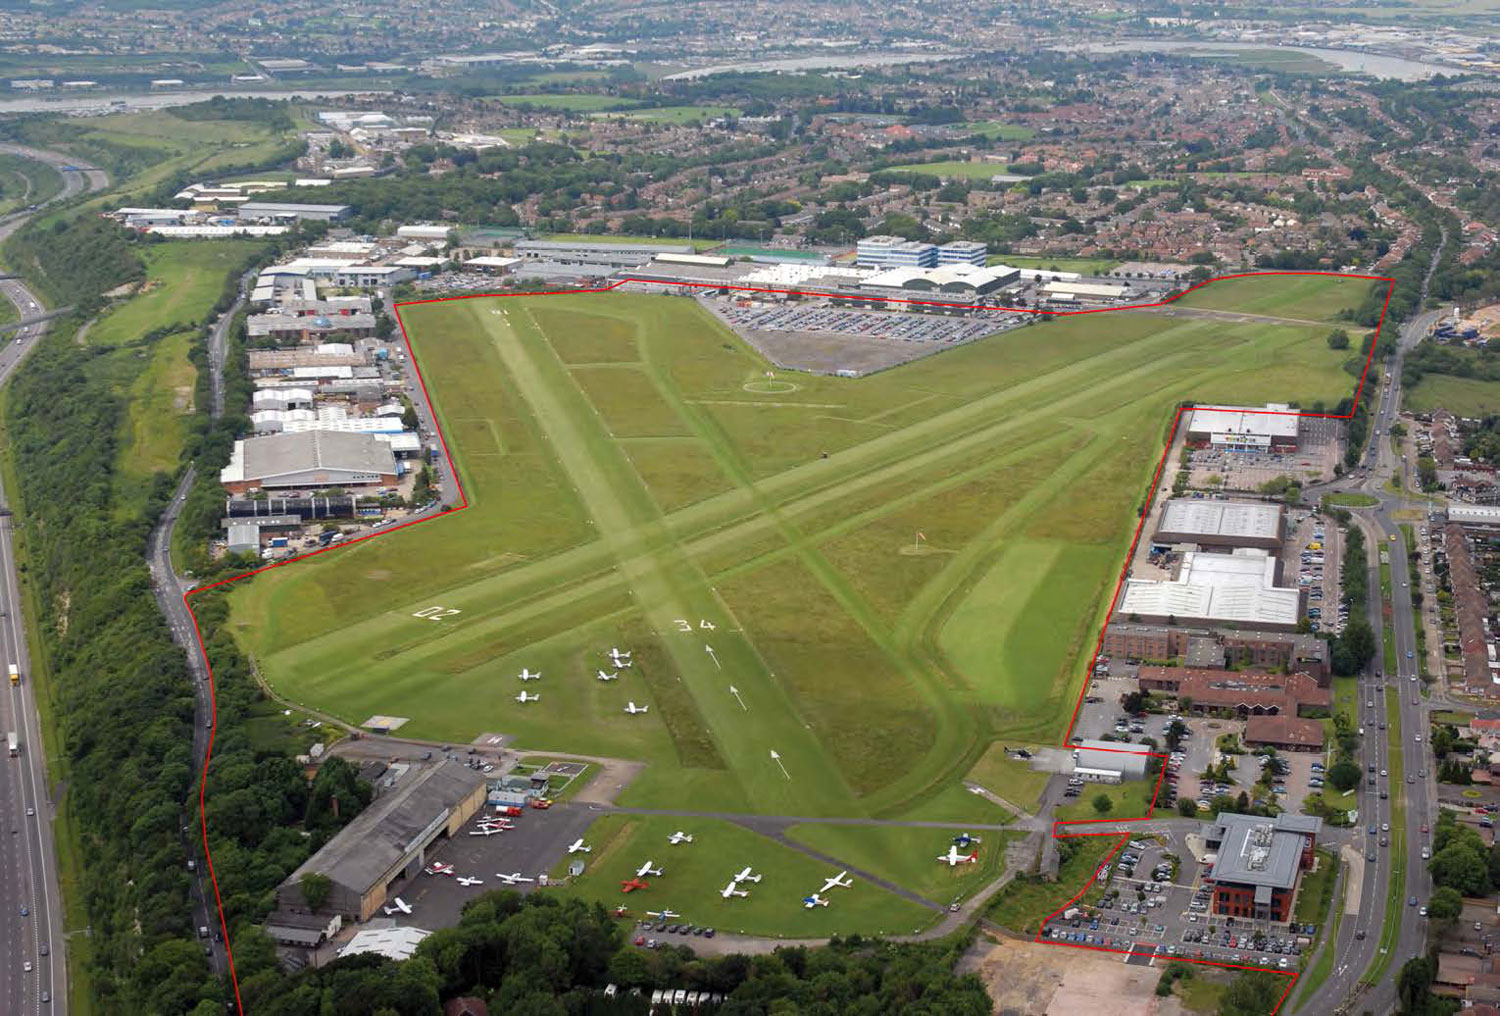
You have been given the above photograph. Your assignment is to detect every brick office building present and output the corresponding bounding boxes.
[1202,813,1322,922]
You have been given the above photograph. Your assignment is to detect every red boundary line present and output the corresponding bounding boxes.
[182,270,1393,1013]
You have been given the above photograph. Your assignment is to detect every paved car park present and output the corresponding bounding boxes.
[396,803,598,931]
[717,302,1024,345]
[1041,833,1311,973]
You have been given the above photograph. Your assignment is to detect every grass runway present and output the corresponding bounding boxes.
[228,276,1376,924]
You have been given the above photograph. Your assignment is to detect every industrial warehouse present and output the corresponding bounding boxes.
[270,761,487,926]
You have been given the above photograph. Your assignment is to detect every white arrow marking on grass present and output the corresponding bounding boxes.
[729,685,746,711]
[770,750,790,780]
[705,644,720,669]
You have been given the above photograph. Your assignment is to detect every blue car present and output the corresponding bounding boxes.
[20,906,28,916]
[1407,650,1414,659]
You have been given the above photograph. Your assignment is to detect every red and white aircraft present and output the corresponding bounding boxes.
[424,863,455,877]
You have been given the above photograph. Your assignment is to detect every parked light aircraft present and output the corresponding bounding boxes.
[515,691,539,703]
[456,876,484,887]
[636,861,663,878]
[424,863,454,877]
[937,846,978,866]
[469,826,504,837]
[721,881,749,899]
[519,668,541,681]
[620,878,649,893]
[645,909,680,920]
[820,871,853,893]
[624,702,649,714]
[952,833,982,849]
[383,897,413,916]
[802,894,829,908]
[568,838,591,854]
[668,831,694,845]
[596,670,620,682]
[608,648,633,667]
[731,867,762,884]
[496,873,535,885]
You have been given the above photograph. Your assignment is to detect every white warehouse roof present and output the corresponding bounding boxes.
[1159,499,1282,541]
[1118,550,1300,627]
[337,925,430,962]
[1188,404,1299,441]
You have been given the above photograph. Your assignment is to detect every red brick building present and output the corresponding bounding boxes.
[1203,813,1321,923]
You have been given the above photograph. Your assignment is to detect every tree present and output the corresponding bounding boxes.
[1397,953,1436,1014]
[1327,329,1351,350]
[1093,793,1114,815]
[1327,759,1362,792]
[1177,797,1198,817]
[301,872,332,911]
[1219,971,1286,1016]
[1427,886,1463,924]
[1430,840,1491,896]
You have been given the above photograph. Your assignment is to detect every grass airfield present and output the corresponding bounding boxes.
[229,276,1375,925]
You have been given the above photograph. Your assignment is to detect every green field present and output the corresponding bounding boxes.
[1323,493,1379,507]
[228,274,1374,845]
[966,743,1051,813]
[1405,374,1500,418]
[963,121,1036,141]
[987,255,1123,275]
[551,815,938,936]
[881,160,1015,180]
[615,105,739,124]
[1175,274,1368,323]
[494,93,641,111]
[0,153,63,217]
[787,824,1022,906]
[88,240,263,348]
[987,835,1116,934]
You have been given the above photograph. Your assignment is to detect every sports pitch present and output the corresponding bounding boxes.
[229,277,1374,827]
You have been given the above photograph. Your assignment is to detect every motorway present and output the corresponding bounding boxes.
[0,146,107,1016]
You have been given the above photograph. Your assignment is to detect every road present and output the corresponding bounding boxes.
[0,147,108,1016]
[1291,244,1444,1014]
[145,272,256,972]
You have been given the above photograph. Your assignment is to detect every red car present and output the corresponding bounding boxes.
[1421,823,1429,833]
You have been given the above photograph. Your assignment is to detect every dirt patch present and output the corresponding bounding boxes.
[959,934,1172,1016]
[364,569,393,581]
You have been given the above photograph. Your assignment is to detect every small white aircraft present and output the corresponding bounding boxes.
[456,876,484,887]
[624,701,649,715]
[731,867,763,885]
[802,893,830,908]
[596,670,620,682]
[820,871,853,893]
[668,831,694,845]
[721,880,749,899]
[636,861,663,878]
[383,897,413,916]
[424,863,455,877]
[519,668,541,682]
[478,816,513,827]
[495,872,536,885]
[515,691,539,704]
[645,909,680,920]
[937,845,978,867]
[608,648,633,667]
[469,826,505,837]
[568,838,591,854]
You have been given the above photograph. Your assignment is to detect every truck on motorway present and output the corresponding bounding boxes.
[7,731,16,757]
[8,663,18,685]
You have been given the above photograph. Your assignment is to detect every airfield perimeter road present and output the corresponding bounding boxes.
[0,148,108,1016]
